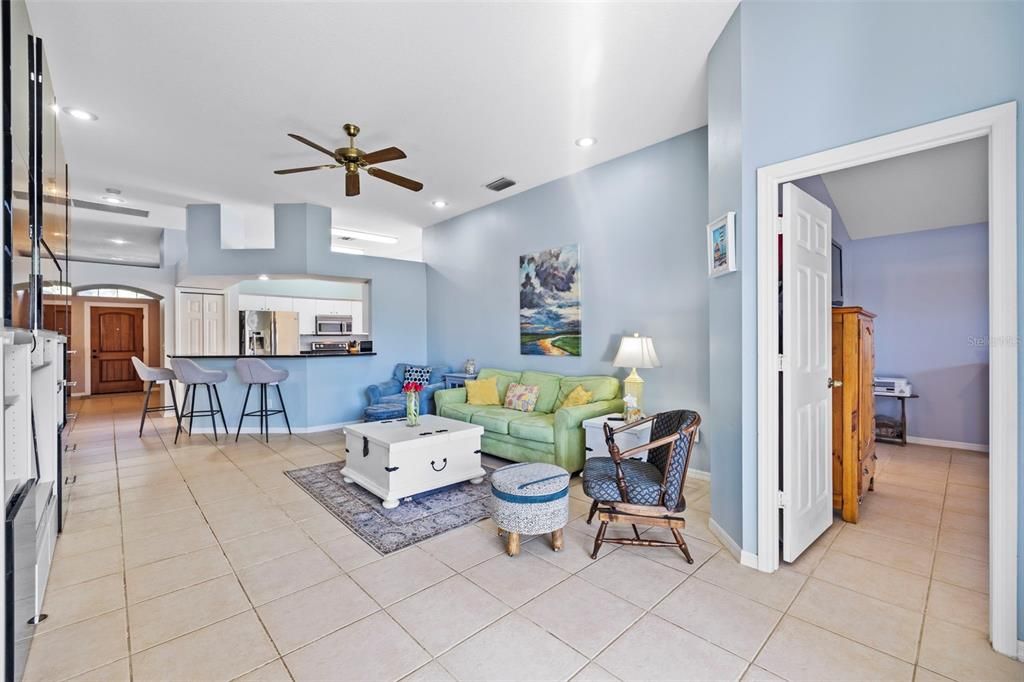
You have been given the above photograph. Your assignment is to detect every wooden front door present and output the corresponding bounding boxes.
[43,304,71,337]
[90,306,144,394]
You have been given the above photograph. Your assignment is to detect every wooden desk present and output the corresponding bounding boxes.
[874,392,919,446]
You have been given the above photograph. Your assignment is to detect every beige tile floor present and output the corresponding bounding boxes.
[23,394,1023,681]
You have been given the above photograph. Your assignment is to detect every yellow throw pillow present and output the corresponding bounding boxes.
[560,385,592,409]
[465,377,501,406]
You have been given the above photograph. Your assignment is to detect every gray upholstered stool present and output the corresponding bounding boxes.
[490,462,570,556]
[170,358,229,443]
[234,358,292,443]
[131,357,180,437]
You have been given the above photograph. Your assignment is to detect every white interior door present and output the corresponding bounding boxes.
[180,293,204,355]
[781,183,833,562]
[202,294,225,355]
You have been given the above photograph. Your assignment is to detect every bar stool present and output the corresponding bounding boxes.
[235,358,292,442]
[170,358,229,443]
[131,357,181,437]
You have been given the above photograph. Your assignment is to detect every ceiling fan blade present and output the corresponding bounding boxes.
[346,172,360,197]
[287,133,336,158]
[273,164,339,175]
[361,146,407,165]
[366,166,423,192]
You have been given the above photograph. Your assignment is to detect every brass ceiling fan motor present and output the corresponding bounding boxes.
[274,122,424,197]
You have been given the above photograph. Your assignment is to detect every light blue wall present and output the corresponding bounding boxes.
[848,223,989,446]
[707,0,1023,634]
[423,129,713,471]
[184,202,429,417]
[707,8,746,544]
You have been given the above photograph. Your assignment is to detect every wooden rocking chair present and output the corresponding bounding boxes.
[581,409,701,561]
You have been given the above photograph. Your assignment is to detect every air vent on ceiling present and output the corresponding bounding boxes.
[485,177,516,192]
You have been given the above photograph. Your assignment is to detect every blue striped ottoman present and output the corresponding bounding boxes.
[490,462,570,556]
[364,402,406,422]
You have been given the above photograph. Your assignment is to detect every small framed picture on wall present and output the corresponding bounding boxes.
[707,211,737,277]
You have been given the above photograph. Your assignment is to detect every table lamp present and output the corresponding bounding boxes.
[613,333,660,419]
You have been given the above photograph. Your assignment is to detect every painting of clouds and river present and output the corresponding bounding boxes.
[519,244,581,356]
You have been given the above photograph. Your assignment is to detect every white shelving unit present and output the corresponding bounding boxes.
[4,329,64,641]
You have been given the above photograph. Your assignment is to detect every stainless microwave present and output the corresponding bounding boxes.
[315,315,353,335]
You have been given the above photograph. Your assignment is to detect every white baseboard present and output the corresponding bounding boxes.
[189,420,358,435]
[905,436,989,453]
[687,468,710,482]
[708,515,758,569]
[1018,639,1024,662]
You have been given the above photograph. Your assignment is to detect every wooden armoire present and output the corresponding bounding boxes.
[831,306,877,523]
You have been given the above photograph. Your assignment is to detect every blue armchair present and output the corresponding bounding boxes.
[366,364,450,420]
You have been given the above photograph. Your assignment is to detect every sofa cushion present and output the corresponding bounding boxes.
[504,383,540,412]
[403,365,432,386]
[508,413,556,444]
[439,403,489,422]
[466,377,501,406]
[560,385,593,408]
[556,376,620,410]
[477,368,522,402]
[470,406,526,435]
[519,370,563,413]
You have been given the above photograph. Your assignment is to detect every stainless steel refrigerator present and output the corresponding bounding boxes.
[239,311,300,355]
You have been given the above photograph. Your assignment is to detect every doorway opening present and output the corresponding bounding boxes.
[756,103,1017,656]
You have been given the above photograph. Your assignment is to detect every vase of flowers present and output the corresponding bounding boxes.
[403,381,423,427]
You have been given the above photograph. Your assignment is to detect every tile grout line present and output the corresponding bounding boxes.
[154,422,297,681]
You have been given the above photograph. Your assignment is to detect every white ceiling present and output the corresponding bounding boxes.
[27,1,737,260]
[821,137,988,240]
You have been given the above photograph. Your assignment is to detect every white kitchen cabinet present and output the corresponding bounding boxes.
[265,296,293,312]
[315,299,352,316]
[293,298,317,335]
[351,305,364,334]
[238,294,266,311]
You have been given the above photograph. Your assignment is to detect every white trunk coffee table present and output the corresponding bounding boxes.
[342,415,486,509]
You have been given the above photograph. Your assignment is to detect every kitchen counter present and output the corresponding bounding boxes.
[163,353,388,433]
[168,353,376,359]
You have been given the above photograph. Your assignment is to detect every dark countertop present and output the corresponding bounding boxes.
[167,353,377,359]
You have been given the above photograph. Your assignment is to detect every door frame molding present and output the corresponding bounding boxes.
[83,301,149,395]
[754,102,1017,656]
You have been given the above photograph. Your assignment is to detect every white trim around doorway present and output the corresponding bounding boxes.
[754,102,1018,656]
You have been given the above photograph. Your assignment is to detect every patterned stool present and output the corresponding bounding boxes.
[364,402,407,422]
[490,462,570,556]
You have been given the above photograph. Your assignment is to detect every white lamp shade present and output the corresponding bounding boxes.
[613,334,660,369]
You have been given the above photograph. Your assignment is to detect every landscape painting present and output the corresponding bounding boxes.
[519,244,581,356]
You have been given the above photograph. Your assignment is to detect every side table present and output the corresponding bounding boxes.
[442,372,478,389]
[874,392,919,446]
[582,414,653,461]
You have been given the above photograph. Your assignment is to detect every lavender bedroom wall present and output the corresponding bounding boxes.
[847,223,990,447]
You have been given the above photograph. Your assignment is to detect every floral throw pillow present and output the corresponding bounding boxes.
[403,365,432,386]
[504,383,540,412]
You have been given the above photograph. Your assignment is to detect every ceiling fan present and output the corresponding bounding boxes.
[274,123,423,197]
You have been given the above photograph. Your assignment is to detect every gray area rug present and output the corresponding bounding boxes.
[285,461,494,555]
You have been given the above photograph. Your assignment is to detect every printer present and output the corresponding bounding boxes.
[873,376,913,397]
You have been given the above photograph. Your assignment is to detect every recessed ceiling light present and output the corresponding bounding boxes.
[258,274,269,281]
[109,238,128,245]
[101,195,126,205]
[431,200,448,209]
[331,245,365,256]
[331,228,398,245]
[575,137,597,148]
[62,107,97,121]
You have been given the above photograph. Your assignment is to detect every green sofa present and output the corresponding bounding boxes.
[433,368,624,473]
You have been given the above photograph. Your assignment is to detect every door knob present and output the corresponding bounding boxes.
[827,378,843,388]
